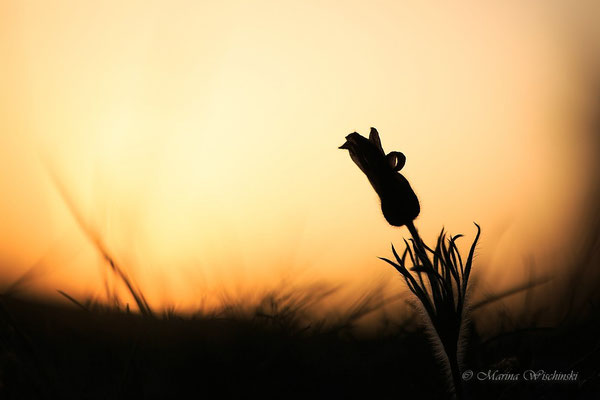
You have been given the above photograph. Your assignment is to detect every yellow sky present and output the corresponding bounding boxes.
[0,1,598,310]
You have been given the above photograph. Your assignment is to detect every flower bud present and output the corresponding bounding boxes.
[339,128,420,227]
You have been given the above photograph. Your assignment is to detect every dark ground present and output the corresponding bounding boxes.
[1,291,599,400]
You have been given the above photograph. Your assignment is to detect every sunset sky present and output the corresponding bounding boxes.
[1,1,598,311]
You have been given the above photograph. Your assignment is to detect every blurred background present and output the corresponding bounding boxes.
[0,0,598,313]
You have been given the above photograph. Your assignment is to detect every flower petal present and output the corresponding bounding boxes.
[386,151,406,171]
[369,127,385,155]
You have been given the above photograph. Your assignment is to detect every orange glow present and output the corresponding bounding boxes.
[1,1,598,311]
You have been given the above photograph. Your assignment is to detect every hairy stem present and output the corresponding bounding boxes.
[405,220,464,399]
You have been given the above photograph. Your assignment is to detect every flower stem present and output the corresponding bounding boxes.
[405,220,464,399]
[406,221,428,263]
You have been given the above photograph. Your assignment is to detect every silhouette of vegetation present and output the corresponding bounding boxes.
[379,225,480,398]
[0,127,598,398]
[339,127,600,398]
[339,127,420,227]
[340,127,480,397]
[45,163,153,317]
[1,277,600,399]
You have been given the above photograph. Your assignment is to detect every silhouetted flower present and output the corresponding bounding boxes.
[339,127,420,227]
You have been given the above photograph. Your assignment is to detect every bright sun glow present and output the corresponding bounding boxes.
[0,0,598,310]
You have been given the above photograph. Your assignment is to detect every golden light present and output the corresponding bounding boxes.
[0,0,598,311]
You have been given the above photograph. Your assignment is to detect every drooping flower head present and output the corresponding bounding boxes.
[339,127,420,227]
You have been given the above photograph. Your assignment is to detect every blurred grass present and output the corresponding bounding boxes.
[1,268,600,399]
[0,286,444,399]
[1,213,599,399]
[1,144,598,398]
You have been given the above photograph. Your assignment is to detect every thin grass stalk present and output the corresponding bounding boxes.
[45,165,153,317]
